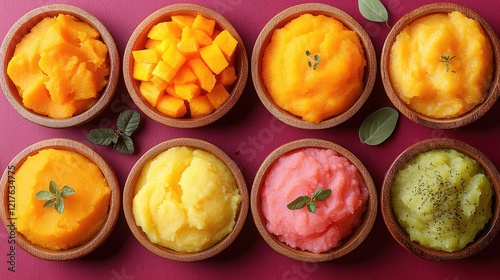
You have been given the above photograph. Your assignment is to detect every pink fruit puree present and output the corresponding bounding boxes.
[261,148,369,253]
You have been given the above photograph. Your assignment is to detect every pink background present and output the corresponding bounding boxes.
[2,0,500,279]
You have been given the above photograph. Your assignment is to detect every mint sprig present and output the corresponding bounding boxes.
[86,110,140,155]
[35,181,75,214]
[287,187,332,213]
[305,50,321,70]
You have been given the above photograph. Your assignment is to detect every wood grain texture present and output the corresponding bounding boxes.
[0,4,119,128]
[250,138,377,262]
[381,3,500,129]
[0,138,121,260]
[381,138,500,261]
[122,138,249,261]
[251,3,377,130]
[123,3,248,128]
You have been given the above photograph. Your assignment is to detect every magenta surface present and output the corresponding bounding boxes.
[1,0,500,279]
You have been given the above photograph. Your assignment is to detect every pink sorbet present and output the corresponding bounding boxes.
[261,147,368,253]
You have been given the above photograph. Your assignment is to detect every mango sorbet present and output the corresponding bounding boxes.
[392,149,493,252]
[14,149,111,250]
[389,11,493,118]
[261,148,368,253]
[133,146,241,253]
[262,14,366,123]
[7,14,109,119]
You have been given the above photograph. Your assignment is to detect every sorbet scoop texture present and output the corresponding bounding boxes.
[261,148,368,253]
[133,146,241,253]
[14,149,111,250]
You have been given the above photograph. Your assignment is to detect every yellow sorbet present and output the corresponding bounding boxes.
[391,149,493,252]
[262,14,366,123]
[7,14,109,119]
[389,11,493,118]
[14,149,111,250]
[133,146,241,253]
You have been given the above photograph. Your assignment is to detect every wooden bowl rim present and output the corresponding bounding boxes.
[380,2,500,129]
[251,3,377,130]
[123,138,249,261]
[250,138,378,262]
[381,138,500,261]
[0,138,121,260]
[123,3,249,128]
[0,4,120,128]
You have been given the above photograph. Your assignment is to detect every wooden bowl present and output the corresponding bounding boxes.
[123,138,249,261]
[251,3,377,129]
[381,3,500,129]
[123,4,248,128]
[0,138,121,260]
[250,138,377,262]
[0,4,120,128]
[381,138,500,261]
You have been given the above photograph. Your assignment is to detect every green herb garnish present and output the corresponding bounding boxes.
[440,55,456,73]
[35,181,75,214]
[359,107,399,145]
[86,110,141,155]
[305,50,321,70]
[358,0,389,27]
[287,188,332,213]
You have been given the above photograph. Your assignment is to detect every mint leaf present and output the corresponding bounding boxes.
[114,135,135,155]
[314,188,332,201]
[86,110,141,155]
[87,128,117,146]
[117,110,141,136]
[287,187,332,213]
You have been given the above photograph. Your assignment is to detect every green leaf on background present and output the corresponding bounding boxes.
[359,107,399,145]
[358,0,389,24]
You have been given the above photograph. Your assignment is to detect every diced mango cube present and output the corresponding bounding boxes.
[171,15,195,29]
[199,44,228,74]
[189,95,214,118]
[157,94,187,118]
[147,21,182,41]
[213,30,238,60]
[173,83,201,101]
[139,81,164,107]
[145,39,161,49]
[206,84,230,109]
[176,36,199,59]
[132,48,161,64]
[173,65,198,84]
[166,84,176,96]
[151,75,168,90]
[192,14,215,36]
[154,39,175,55]
[152,60,176,83]
[161,43,186,72]
[182,26,213,47]
[133,62,155,81]
[187,58,216,92]
[217,66,237,86]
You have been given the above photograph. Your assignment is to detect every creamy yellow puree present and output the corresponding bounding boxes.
[133,146,241,253]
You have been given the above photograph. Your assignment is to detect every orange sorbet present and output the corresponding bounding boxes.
[7,14,109,119]
[261,148,368,253]
[14,149,110,250]
[262,14,366,123]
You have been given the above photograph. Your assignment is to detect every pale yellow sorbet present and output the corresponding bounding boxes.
[392,149,493,252]
[133,146,241,253]
[389,11,493,118]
